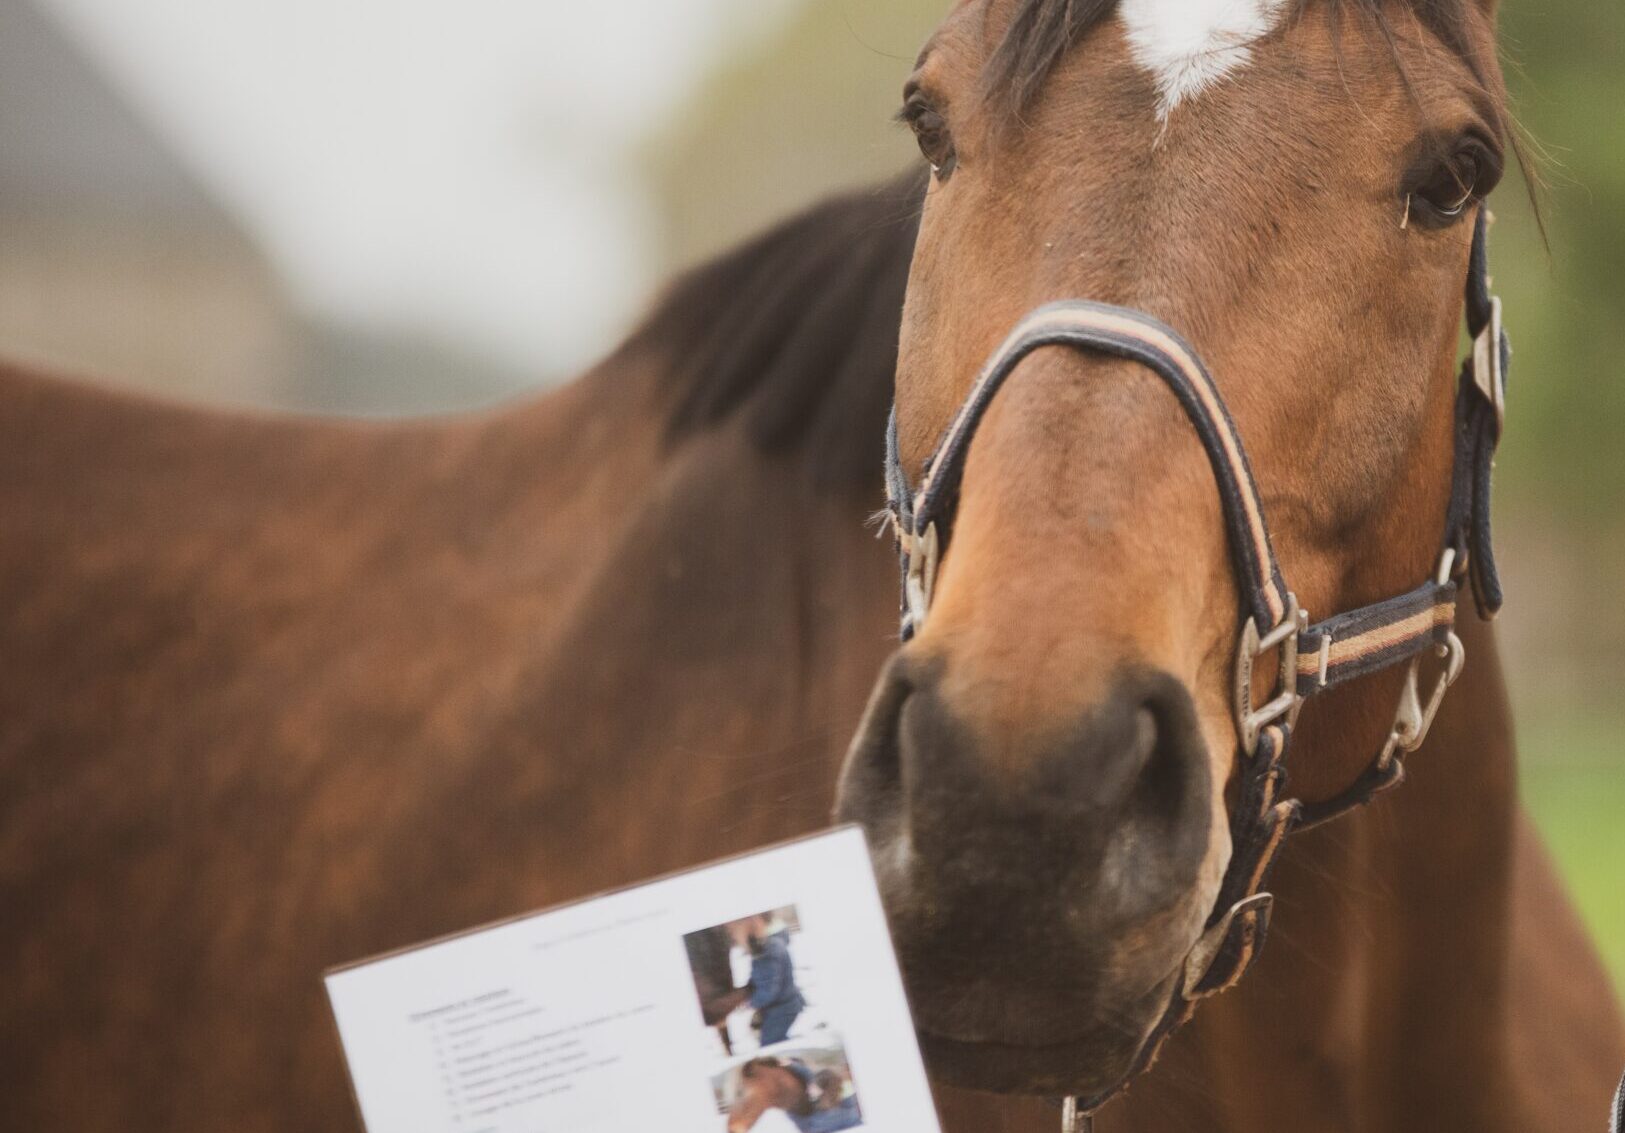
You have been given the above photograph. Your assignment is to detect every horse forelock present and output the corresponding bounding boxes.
[985,0,1500,115]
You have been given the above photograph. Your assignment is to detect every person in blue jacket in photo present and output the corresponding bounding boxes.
[732,1057,862,1133]
[727,913,806,1047]
[780,1060,862,1133]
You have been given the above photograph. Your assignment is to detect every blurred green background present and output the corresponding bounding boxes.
[3,0,1620,982]
[1459,1,1625,988]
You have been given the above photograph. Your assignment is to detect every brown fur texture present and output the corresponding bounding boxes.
[0,185,910,1130]
[0,3,1620,1129]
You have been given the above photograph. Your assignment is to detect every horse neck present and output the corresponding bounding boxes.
[397,179,916,927]
[444,368,898,906]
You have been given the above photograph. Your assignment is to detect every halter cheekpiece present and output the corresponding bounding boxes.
[882,212,1510,1127]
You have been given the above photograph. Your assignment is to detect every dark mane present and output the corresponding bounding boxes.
[987,0,1490,112]
[638,172,924,488]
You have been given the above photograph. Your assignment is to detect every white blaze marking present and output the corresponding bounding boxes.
[1117,0,1289,118]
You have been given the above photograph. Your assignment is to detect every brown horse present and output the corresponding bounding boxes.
[688,924,746,1054]
[0,3,1620,1133]
[726,1057,862,1133]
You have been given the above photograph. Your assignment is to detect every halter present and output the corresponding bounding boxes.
[881,212,1509,1127]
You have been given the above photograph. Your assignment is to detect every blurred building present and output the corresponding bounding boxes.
[0,0,527,414]
[0,0,294,404]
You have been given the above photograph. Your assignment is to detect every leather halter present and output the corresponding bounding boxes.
[881,212,1509,1125]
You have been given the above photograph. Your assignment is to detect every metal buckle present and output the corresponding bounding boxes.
[1233,594,1308,752]
[1472,295,1506,433]
[1060,1098,1093,1133]
[904,522,940,629]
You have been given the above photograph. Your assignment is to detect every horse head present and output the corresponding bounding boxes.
[728,1058,813,1133]
[837,0,1511,1102]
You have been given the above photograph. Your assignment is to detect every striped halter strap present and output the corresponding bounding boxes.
[882,212,1510,1126]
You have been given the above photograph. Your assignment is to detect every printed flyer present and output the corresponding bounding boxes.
[326,828,942,1133]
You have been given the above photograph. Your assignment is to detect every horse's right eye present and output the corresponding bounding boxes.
[902,91,956,181]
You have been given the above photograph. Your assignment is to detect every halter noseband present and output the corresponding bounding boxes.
[882,212,1509,1125]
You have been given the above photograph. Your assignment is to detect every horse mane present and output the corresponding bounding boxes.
[635,171,925,489]
[987,0,1492,112]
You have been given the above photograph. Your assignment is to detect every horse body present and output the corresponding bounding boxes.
[0,358,655,1127]
[0,180,1619,1133]
[0,190,908,1130]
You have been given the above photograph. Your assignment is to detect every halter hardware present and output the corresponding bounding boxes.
[880,211,1509,1128]
[1181,892,1275,1001]
[904,522,940,631]
[1473,295,1507,433]
[1376,549,1469,774]
[1380,629,1466,771]
[1233,595,1308,752]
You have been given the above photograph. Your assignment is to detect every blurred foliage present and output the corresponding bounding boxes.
[1522,718,1625,989]
[1490,2,1625,523]
[644,0,943,269]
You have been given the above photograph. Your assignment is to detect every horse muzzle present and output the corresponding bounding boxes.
[834,651,1220,1095]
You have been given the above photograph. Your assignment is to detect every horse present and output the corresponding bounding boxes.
[0,0,1621,1130]
[687,924,745,1054]
[726,1057,863,1133]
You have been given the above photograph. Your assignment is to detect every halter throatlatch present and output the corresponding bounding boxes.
[882,212,1509,1127]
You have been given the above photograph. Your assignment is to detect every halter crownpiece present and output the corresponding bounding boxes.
[882,212,1509,1126]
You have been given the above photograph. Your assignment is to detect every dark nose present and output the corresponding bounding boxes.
[836,656,1212,929]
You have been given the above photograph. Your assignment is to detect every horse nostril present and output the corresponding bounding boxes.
[834,655,913,829]
[1130,705,1157,758]
[1131,676,1210,828]
[840,662,1206,821]
[1073,699,1160,813]
[837,661,1213,933]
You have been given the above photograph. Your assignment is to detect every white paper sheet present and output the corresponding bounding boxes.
[326,827,941,1133]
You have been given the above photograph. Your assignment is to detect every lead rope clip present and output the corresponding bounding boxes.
[1377,550,1468,770]
[1471,295,1507,433]
[1062,1096,1094,1133]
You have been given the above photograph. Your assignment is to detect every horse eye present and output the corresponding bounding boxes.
[1407,140,1501,229]
[902,93,957,181]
